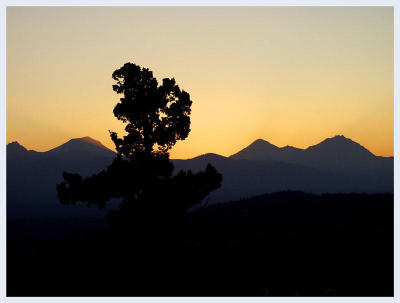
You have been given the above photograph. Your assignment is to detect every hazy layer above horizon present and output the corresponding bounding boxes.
[6,7,394,158]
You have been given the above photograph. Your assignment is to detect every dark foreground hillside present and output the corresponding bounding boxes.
[7,192,393,297]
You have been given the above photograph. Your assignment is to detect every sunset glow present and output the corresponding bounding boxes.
[7,7,393,158]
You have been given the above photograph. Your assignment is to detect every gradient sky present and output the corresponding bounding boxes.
[7,7,393,158]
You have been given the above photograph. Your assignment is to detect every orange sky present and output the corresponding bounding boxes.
[7,7,394,158]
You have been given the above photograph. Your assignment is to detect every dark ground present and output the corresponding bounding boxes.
[7,191,393,296]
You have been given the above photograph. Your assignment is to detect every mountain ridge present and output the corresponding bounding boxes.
[7,134,394,219]
[230,135,385,158]
[7,136,115,156]
[7,134,392,159]
[229,135,392,170]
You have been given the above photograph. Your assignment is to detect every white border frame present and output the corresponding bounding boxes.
[0,1,398,302]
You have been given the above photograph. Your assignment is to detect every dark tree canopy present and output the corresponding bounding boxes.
[57,62,222,231]
[110,63,192,159]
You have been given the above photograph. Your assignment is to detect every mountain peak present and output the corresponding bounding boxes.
[311,135,361,148]
[7,141,28,152]
[230,138,279,160]
[46,136,115,155]
[192,153,227,161]
[250,139,278,148]
[328,134,351,142]
[73,136,108,149]
[306,135,374,157]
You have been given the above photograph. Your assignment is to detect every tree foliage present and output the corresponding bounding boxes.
[110,63,192,158]
[57,62,222,231]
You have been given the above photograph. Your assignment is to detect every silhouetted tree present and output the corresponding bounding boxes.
[110,63,192,159]
[57,62,222,232]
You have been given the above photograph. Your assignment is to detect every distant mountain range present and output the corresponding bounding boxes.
[229,135,392,170]
[173,136,393,204]
[7,137,117,219]
[7,135,393,219]
[7,137,114,160]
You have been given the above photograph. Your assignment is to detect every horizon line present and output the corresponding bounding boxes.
[7,134,395,159]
